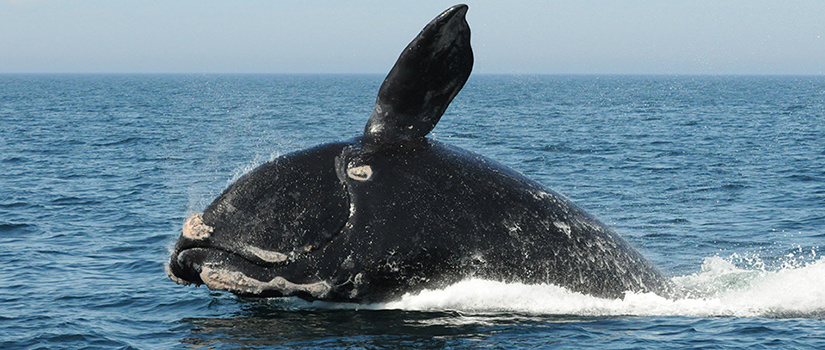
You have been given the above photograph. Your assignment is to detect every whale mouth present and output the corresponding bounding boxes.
[167,246,332,299]
[167,210,344,299]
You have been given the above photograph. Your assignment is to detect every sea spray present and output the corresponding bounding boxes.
[259,255,825,319]
[378,256,825,318]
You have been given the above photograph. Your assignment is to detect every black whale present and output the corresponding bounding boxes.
[167,4,674,302]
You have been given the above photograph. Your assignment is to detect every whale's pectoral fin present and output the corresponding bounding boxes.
[364,4,473,145]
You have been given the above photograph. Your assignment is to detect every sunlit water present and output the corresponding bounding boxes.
[1,74,823,349]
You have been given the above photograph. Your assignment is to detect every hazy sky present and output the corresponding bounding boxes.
[2,1,823,74]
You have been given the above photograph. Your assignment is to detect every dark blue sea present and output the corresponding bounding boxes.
[1,74,823,349]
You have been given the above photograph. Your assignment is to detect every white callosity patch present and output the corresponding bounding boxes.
[244,246,289,264]
[199,266,331,299]
[347,165,373,181]
[181,212,213,240]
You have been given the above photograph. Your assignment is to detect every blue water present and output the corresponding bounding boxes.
[1,74,823,349]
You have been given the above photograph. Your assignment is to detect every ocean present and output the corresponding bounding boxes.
[1,74,823,349]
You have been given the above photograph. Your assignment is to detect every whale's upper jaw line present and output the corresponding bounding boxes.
[172,211,328,268]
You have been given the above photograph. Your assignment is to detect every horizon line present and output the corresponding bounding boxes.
[2,72,824,77]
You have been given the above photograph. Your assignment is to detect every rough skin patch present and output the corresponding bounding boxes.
[199,266,331,299]
[182,212,213,240]
[244,246,289,263]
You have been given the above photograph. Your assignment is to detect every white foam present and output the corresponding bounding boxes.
[260,255,825,319]
[292,257,825,318]
[371,256,825,318]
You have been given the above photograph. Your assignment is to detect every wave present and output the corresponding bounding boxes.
[274,255,825,319]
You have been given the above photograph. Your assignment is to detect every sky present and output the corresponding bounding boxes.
[1,0,823,75]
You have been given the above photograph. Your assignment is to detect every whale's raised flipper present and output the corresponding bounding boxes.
[364,4,473,145]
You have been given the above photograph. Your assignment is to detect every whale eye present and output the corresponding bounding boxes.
[347,165,373,181]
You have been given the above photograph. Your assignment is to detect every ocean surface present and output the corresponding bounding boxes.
[1,74,823,349]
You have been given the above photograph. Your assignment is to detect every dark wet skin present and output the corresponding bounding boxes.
[167,4,675,303]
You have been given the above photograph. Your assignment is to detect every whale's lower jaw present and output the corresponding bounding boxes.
[197,266,332,299]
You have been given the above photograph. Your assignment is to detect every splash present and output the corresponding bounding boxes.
[256,254,825,319]
[372,256,825,318]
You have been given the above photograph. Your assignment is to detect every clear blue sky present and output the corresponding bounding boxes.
[2,1,823,74]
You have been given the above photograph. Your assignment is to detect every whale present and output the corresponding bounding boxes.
[167,4,674,302]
